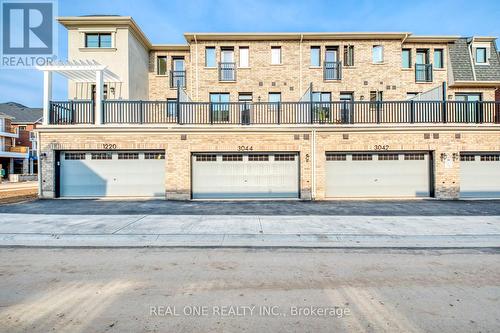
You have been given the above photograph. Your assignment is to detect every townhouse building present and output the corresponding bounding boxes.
[36,16,500,200]
[0,103,42,175]
[0,112,29,179]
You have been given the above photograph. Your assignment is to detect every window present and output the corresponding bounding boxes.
[248,154,269,161]
[239,47,249,67]
[85,33,112,48]
[145,152,165,160]
[370,91,383,102]
[434,49,443,68]
[343,45,354,66]
[372,45,383,63]
[455,93,482,102]
[460,154,475,162]
[326,153,346,161]
[18,125,27,131]
[406,92,419,99]
[312,92,331,103]
[205,47,216,67]
[157,56,167,75]
[65,152,86,160]
[222,154,243,161]
[210,93,230,122]
[378,154,399,161]
[196,154,217,162]
[310,46,320,67]
[238,93,252,102]
[171,57,185,87]
[404,153,425,160]
[352,154,373,161]
[475,47,487,64]
[268,92,281,103]
[118,153,139,160]
[220,48,234,63]
[271,46,281,64]
[91,152,112,160]
[480,154,500,161]
[274,154,295,161]
[402,49,411,68]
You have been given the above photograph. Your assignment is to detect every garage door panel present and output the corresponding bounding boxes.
[60,151,165,197]
[326,153,430,198]
[192,153,299,199]
[460,154,500,198]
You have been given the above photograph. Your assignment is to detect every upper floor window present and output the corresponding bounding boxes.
[343,45,354,66]
[157,56,167,75]
[271,46,282,65]
[18,125,27,131]
[85,33,112,48]
[310,46,320,67]
[205,47,216,67]
[434,49,444,68]
[402,49,411,68]
[372,45,383,63]
[239,47,249,68]
[475,47,487,64]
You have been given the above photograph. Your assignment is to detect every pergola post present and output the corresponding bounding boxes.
[95,70,103,125]
[42,71,52,125]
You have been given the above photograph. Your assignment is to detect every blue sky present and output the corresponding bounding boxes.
[1,0,499,107]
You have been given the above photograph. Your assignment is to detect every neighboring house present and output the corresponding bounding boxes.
[0,102,43,175]
[35,16,500,200]
[0,112,29,179]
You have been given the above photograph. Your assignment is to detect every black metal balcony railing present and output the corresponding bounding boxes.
[324,61,342,80]
[415,63,433,82]
[170,70,186,88]
[49,100,94,124]
[49,100,500,125]
[219,62,236,81]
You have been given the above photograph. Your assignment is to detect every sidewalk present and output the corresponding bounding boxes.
[1,213,499,248]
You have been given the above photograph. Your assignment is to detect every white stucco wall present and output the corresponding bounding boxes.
[66,25,149,100]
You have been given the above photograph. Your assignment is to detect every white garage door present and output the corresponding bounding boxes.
[59,151,165,197]
[460,153,500,198]
[325,152,431,198]
[192,153,299,199]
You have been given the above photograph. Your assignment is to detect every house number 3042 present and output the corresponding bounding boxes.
[374,145,389,151]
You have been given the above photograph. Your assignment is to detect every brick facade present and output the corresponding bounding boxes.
[38,127,500,200]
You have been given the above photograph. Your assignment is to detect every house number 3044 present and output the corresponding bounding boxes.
[237,146,253,151]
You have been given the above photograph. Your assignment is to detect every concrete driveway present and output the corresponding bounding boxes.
[0,199,499,248]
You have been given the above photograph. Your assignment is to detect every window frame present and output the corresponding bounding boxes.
[434,49,444,68]
[310,46,321,67]
[271,46,282,65]
[205,47,216,68]
[343,45,354,67]
[372,45,384,64]
[402,48,412,68]
[475,47,487,64]
[239,46,249,68]
[157,56,167,76]
[84,33,112,48]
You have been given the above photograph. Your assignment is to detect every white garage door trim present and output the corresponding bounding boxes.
[191,152,300,199]
[325,151,432,198]
[460,153,500,199]
[58,151,165,197]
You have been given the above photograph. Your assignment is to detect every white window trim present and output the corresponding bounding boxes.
[473,46,490,65]
[78,28,117,50]
[271,47,282,65]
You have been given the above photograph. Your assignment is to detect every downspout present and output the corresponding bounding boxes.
[194,34,199,101]
[36,130,42,198]
[401,33,409,45]
[299,34,303,98]
[468,37,477,81]
[311,128,316,200]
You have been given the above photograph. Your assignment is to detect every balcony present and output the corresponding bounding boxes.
[415,64,433,82]
[170,70,186,88]
[323,61,342,81]
[219,62,236,81]
[0,126,19,138]
[48,100,500,126]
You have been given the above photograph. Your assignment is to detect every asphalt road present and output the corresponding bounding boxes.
[0,248,499,332]
[1,198,500,215]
